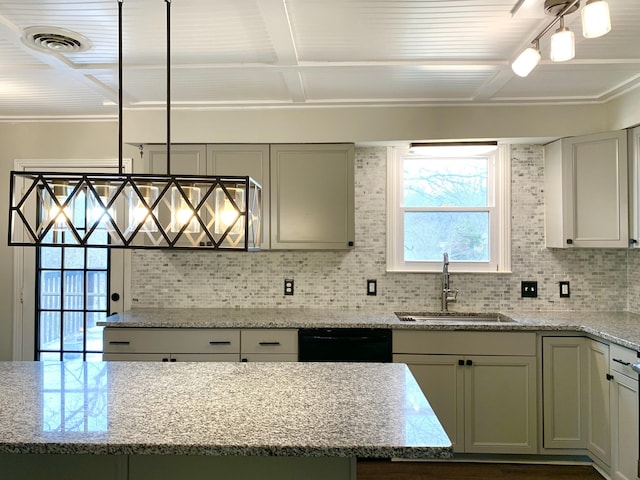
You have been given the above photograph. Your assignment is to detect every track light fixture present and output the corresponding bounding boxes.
[511,0,611,77]
[549,16,575,62]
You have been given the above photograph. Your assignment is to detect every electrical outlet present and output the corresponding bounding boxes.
[367,279,377,296]
[559,281,570,298]
[521,281,538,298]
[284,279,294,296]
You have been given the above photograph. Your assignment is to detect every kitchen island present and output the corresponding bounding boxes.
[0,360,451,480]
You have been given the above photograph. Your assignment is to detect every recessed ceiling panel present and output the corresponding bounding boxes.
[494,64,640,101]
[302,66,495,102]
[94,67,292,106]
[287,0,544,61]
[0,69,114,117]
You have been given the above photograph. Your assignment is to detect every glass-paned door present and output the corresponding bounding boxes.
[13,160,128,361]
[37,228,110,362]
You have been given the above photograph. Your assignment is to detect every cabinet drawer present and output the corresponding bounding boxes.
[103,328,241,354]
[241,329,298,355]
[103,353,239,362]
[610,344,639,380]
[393,331,536,356]
[241,353,298,362]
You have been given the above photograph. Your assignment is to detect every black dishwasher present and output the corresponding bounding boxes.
[298,328,392,362]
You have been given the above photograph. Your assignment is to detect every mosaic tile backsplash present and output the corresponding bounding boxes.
[131,145,631,313]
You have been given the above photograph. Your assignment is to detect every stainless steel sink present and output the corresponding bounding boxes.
[395,312,515,323]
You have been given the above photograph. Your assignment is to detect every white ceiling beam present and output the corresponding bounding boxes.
[255,0,306,102]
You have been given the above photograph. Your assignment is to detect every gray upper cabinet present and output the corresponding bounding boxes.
[141,143,354,250]
[544,130,629,248]
[270,144,355,250]
[143,144,207,175]
[206,144,270,249]
[628,126,640,247]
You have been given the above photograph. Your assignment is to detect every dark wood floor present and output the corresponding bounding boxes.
[357,461,605,480]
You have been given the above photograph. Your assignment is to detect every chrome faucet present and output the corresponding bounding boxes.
[441,252,458,312]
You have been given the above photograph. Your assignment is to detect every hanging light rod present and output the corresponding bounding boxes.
[511,0,612,77]
[7,0,262,250]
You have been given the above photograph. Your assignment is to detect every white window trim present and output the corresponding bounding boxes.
[386,145,511,273]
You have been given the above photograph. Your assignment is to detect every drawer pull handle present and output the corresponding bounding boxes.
[108,341,130,345]
[209,341,232,345]
[259,342,281,346]
[613,358,631,366]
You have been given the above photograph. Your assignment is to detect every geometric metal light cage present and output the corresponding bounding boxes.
[9,171,262,250]
[9,1,265,252]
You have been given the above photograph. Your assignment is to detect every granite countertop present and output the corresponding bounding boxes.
[0,361,452,458]
[99,308,640,352]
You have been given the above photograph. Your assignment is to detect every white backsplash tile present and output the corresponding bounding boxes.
[131,145,629,312]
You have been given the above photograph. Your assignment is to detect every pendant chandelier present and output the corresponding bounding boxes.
[8,0,262,250]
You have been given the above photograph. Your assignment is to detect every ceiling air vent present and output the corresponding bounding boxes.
[21,26,91,54]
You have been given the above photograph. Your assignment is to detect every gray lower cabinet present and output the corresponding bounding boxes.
[609,344,639,480]
[103,328,298,362]
[393,331,537,454]
[541,336,588,450]
[542,335,639,479]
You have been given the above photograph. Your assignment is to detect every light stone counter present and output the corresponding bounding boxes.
[100,308,640,352]
[0,361,450,460]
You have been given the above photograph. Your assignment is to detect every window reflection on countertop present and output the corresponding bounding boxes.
[41,361,108,433]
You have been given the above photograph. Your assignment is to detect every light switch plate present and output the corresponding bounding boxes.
[367,279,377,296]
[559,281,570,298]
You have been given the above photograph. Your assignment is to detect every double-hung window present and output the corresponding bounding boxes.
[387,144,510,273]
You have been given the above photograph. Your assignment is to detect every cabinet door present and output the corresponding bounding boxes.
[629,126,640,247]
[270,144,355,249]
[240,354,298,362]
[394,354,464,452]
[103,353,169,361]
[611,370,639,480]
[103,353,239,362]
[464,355,537,454]
[545,131,628,248]
[143,144,207,175]
[542,337,588,449]
[207,144,270,249]
[588,340,611,466]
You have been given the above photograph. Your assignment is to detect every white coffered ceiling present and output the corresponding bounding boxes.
[0,0,638,119]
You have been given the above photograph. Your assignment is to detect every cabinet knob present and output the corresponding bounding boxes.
[466,359,473,366]
[111,293,120,301]
[606,373,614,381]
[458,360,464,366]
[566,239,573,245]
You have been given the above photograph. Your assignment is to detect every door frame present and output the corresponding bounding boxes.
[12,158,132,360]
